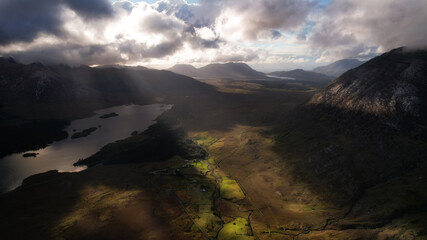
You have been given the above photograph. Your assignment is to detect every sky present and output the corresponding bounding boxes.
[0,0,426,72]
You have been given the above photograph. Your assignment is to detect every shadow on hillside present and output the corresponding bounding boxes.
[270,103,427,230]
[160,80,314,132]
[0,164,214,240]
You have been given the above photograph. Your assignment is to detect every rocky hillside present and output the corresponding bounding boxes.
[308,47,427,127]
[0,58,72,101]
[313,58,365,77]
[277,47,427,208]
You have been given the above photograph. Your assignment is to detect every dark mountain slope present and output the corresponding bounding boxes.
[313,58,365,77]
[0,58,214,118]
[275,47,427,232]
[0,59,216,157]
[169,62,266,79]
[308,47,427,127]
[269,69,333,83]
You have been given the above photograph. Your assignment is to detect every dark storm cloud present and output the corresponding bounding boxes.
[5,41,183,66]
[4,43,121,66]
[63,0,113,18]
[0,0,62,45]
[0,0,113,45]
[200,38,221,49]
[141,41,184,58]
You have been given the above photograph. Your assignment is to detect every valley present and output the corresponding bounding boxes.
[1,0,426,239]
[0,48,426,240]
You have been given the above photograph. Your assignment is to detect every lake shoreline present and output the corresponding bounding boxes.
[0,103,173,194]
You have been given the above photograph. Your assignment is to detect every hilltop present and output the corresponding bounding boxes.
[169,62,266,79]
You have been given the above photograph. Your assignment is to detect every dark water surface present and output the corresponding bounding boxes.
[0,104,172,193]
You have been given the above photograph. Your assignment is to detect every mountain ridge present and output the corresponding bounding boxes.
[308,47,427,127]
[0,58,216,157]
[269,69,333,83]
[313,58,365,77]
[169,62,266,79]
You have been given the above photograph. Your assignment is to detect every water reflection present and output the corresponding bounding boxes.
[266,74,296,80]
[0,104,172,193]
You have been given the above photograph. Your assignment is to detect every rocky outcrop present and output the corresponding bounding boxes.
[308,47,427,127]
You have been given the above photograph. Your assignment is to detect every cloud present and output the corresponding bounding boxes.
[0,0,316,66]
[2,0,425,69]
[63,0,113,18]
[0,0,113,45]
[309,0,427,61]
[216,0,314,41]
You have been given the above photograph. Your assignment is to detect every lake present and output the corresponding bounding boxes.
[0,103,172,193]
[266,74,296,80]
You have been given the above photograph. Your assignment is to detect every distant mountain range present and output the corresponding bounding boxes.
[169,62,266,79]
[313,59,365,77]
[0,58,213,116]
[269,69,333,83]
[0,58,215,157]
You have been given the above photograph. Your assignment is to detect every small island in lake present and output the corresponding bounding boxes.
[99,112,119,119]
[71,127,97,139]
[22,153,39,158]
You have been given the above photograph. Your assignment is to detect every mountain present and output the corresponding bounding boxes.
[308,47,427,125]
[168,64,198,77]
[0,58,213,117]
[277,47,427,231]
[269,69,333,83]
[313,59,365,77]
[0,58,215,157]
[169,62,266,79]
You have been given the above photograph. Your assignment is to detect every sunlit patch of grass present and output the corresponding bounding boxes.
[191,160,211,174]
[218,217,255,240]
[220,177,245,201]
[207,157,216,164]
[193,132,217,147]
